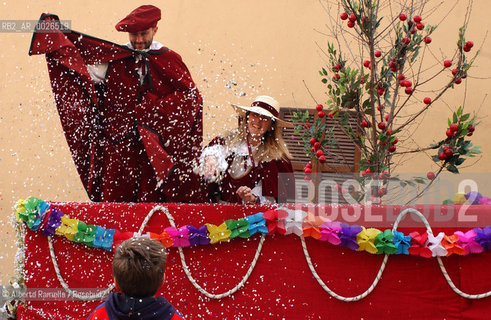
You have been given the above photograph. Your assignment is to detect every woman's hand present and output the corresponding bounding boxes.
[236,186,257,204]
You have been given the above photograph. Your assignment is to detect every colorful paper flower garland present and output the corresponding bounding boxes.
[15,197,491,258]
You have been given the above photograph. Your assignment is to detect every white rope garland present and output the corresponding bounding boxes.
[393,208,491,300]
[302,207,491,301]
[137,205,266,299]
[301,237,389,301]
[48,205,490,302]
[48,236,114,301]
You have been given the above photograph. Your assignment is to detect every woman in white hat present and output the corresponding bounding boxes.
[195,96,295,204]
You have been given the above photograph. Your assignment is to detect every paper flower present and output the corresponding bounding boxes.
[319,221,342,245]
[187,225,210,247]
[465,191,482,204]
[441,234,465,256]
[225,219,250,239]
[339,223,362,250]
[15,199,27,223]
[454,230,483,254]
[73,221,97,246]
[393,230,411,255]
[18,197,50,231]
[375,229,397,254]
[42,208,64,237]
[408,231,432,258]
[55,216,80,241]
[302,213,327,239]
[473,226,491,251]
[263,209,289,234]
[428,232,447,257]
[206,222,231,244]
[453,193,466,205]
[149,232,173,248]
[244,213,268,236]
[165,226,190,247]
[283,209,307,236]
[356,227,381,254]
[93,226,115,251]
[112,231,137,249]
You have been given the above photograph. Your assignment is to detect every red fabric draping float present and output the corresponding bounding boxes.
[17,203,491,319]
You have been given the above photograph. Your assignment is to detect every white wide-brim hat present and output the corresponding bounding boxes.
[231,95,293,128]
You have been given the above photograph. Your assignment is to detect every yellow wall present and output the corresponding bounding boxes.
[0,0,490,282]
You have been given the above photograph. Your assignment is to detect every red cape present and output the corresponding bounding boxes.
[29,14,206,202]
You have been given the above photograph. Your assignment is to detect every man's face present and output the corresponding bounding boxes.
[129,26,158,50]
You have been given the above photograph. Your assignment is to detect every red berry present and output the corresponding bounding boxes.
[397,74,405,81]
[340,12,348,20]
[311,146,316,152]
[404,80,412,87]
[377,104,383,111]
[465,41,474,49]
[378,122,386,130]
[413,15,422,23]
[416,23,424,30]
[452,68,459,76]
[423,97,431,105]
[360,76,365,84]
[304,167,312,174]
[384,114,389,121]
[388,146,396,153]
[438,152,447,160]
[399,13,407,21]
[467,132,473,137]
[318,155,327,163]
[314,141,321,149]
[446,129,454,137]
[309,137,316,145]
[463,45,471,52]
[450,123,458,132]
[444,148,454,157]
[347,20,355,28]
[361,120,368,128]
[304,123,311,129]
[427,171,435,180]
[454,78,462,84]
[403,37,411,45]
[304,175,312,181]
[363,60,371,68]
[333,73,340,81]
[386,128,392,136]
[316,104,323,111]
[375,50,381,58]
[316,149,324,157]
[378,88,384,96]
[424,36,432,44]
[444,60,452,68]
[362,168,372,177]
[306,162,312,168]
[349,14,357,22]
[391,139,398,145]
[468,125,475,132]
[334,63,342,71]
[318,111,326,118]
[405,87,413,95]
[399,80,406,87]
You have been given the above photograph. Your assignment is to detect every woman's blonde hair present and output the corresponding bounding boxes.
[224,112,292,163]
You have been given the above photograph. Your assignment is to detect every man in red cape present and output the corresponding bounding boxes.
[29,5,206,203]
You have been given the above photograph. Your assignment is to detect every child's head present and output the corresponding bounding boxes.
[112,237,167,297]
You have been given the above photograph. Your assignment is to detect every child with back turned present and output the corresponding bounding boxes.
[87,237,184,320]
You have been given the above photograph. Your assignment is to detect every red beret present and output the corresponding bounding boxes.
[115,5,161,32]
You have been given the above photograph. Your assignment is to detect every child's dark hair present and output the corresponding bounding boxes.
[112,237,167,297]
